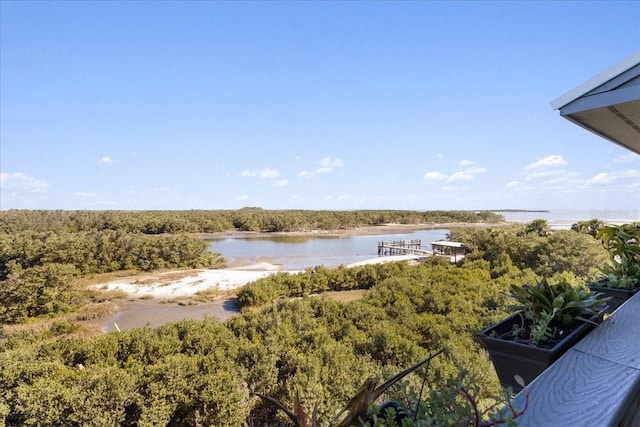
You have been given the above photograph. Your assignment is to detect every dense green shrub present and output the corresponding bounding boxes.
[237,262,413,309]
[1,260,510,426]
[449,222,607,281]
[0,209,502,235]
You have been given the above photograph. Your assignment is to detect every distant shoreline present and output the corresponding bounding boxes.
[491,209,550,213]
[195,222,505,240]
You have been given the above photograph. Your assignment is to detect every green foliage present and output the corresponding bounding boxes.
[258,358,528,427]
[0,263,82,323]
[449,224,607,281]
[0,255,511,426]
[0,320,247,426]
[0,209,503,235]
[237,262,412,309]
[0,230,224,324]
[257,352,444,427]
[519,219,550,237]
[509,278,609,345]
[595,223,640,288]
[0,230,224,279]
[571,219,604,237]
[597,223,640,260]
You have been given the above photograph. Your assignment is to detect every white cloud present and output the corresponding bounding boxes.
[543,177,570,185]
[299,157,345,177]
[526,169,565,181]
[295,157,346,178]
[447,167,485,182]
[424,171,445,181]
[448,172,474,182]
[459,159,474,167]
[319,156,344,168]
[526,155,566,169]
[236,195,250,201]
[614,153,639,164]
[505,180,534,192]
[0,172,49,192]
[436,153,445,159]
[100,156,117,164]
[259,168,279,178]
[589,173,617,184]
[240,168,279,178]
[274,179,288,187]
[441,186,457,192]
[587,169,639,185]
[465,167,486,175]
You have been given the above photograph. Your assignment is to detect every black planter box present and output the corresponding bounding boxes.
[589,284,639,313]
[478,312,599,391]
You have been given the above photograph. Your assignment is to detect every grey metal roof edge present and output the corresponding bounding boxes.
[550,50,640,111]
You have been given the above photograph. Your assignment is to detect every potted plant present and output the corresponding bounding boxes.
[589,223,640,312]
[479,278,609,391]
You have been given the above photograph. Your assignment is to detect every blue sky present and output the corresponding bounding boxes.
[1,1,639,212]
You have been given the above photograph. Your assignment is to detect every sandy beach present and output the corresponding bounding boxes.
[92,254,423,298]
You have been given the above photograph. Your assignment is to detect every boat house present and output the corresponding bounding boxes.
[430,240,465,262]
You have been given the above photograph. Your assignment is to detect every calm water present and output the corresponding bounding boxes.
[208,229,449,270]
[496,209,639,229]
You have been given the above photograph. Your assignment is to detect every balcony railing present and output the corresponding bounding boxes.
[506,292,640,426]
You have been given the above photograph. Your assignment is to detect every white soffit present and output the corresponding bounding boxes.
[551,51,640,111]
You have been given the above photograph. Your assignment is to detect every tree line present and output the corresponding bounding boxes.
[0,209,503,234]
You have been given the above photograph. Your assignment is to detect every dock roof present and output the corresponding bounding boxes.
[430,240,464,248]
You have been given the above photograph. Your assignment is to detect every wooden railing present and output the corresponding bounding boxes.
[377,240,432,256]
[506,292,640,426]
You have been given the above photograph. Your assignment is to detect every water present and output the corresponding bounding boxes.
[208,229,449,270]
[495,209,639,230]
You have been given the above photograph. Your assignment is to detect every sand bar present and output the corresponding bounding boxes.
[92,255,423,298]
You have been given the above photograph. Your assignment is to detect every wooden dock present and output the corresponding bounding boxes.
[377,240,433,257]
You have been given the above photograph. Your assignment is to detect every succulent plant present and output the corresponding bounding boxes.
[509,278,609,345]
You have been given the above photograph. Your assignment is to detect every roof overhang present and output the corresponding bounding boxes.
[551,51,640,154]
[430,240,464,248]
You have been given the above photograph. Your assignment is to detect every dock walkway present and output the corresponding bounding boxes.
[377,240,433,257]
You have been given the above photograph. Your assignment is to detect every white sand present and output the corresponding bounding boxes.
[345,254,425,267]
[92,255,424,298]
[93,266,282,298]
